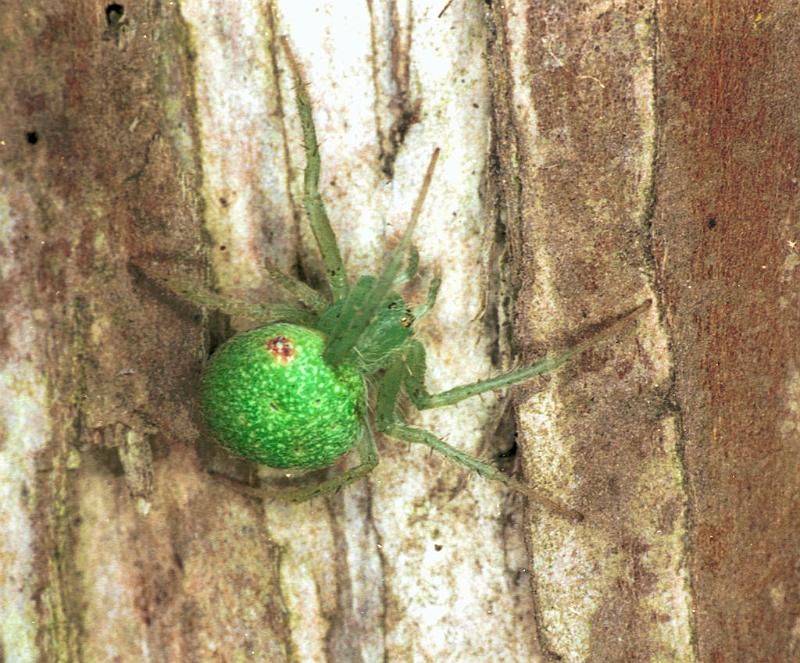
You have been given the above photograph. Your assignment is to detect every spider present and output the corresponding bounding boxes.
[159,40,642,521]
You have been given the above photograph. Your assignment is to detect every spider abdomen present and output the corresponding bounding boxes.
[201,323,364,470]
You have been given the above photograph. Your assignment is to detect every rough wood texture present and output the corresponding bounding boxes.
[654,3,800,661]
[1,1,798,662]
[487,2,690,660]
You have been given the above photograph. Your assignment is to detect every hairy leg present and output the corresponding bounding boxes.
[264,425,379,502]
[403,339,569,410]
[375,357,583,521]
[383,422,583,521]
[321,149,440,366]
[282,37,349,301]
[153,274,314,326]
[404,300,651,409]
[395,247,420,285]
[411,276,441,321]
[212,424,379,503]
[264,257,328,313]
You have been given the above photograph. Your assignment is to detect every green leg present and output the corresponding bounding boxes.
[157,275,314,326]
[282,37,349,301]
[394,248,420,285]
[403,340,571,410]
[411,276,441,320]
[264,257,328,313]
[375,357,582,521]
[321,148,440,366]
[261,425,379,502]
[383,422,583,521]
[211,425,379,503]
[403,300,651,409]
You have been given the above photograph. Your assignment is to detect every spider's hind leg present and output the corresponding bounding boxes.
[208,425,379,503]
[260,425,379,503]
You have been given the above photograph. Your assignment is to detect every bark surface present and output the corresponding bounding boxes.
[1,2,797,662]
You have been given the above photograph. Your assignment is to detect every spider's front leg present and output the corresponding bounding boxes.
[282,37,349,301]
[403,340,571,411]
[375,353,584,521]
[404,299,652,410]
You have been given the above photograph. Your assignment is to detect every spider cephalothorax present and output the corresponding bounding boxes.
[159,39,645,520]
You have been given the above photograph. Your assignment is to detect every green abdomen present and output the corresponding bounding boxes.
[201,323,364,470]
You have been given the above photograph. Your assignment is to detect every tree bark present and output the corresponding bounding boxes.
[1,2,798,662]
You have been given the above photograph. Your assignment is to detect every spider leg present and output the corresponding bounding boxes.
[260,424,379,502]
[282,37,348,301]
[149,273,315,325]
[411,275,441,321]
[403,339,570,410]
[394,247,420,285]
[375,357,583,521]
[264,257,328,313]
[404,299,652,409]
[383,422,583,521]
[322,149,440,365]
[211,427,378,503]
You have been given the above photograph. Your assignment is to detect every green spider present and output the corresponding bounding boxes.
[163,42,640,521]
